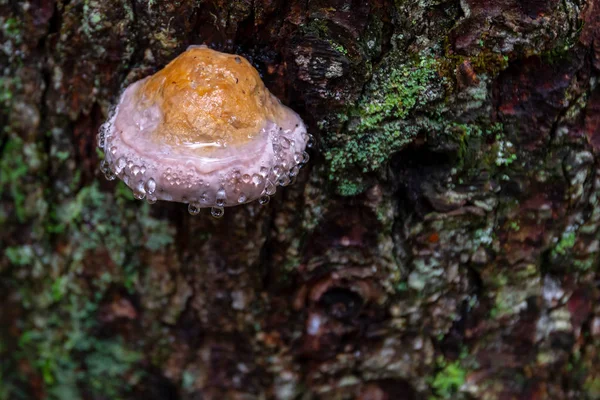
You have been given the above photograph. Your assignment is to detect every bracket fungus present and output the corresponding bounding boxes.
[98,45,312,217]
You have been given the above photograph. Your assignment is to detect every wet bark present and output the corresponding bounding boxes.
[2,0,600,399]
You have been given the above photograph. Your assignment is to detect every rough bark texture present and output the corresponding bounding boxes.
[2,0,600,399]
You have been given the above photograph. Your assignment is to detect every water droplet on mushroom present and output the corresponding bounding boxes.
[234,56,241,64]
[115,157,126,174]
[252,174,263,186]
[216,188,227,207]
[307,134,315,148]
[188,202,201,215]
[211,206,224,218]
[302,151,310,164]
[238,193,247,203]
[278,175,290,186]
[144,178,156,194]
[132,165,141,176]
[97,132,105,149]
[289,165,300,177]
[110,146,118,155]
[146,196,157,204]
[242,174,251,183]
[265,180,276,195]
[258,195,270,205]
[200,192,209,203]
[100,159,109,173]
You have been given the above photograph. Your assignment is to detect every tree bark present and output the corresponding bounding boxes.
[2,0,600,399]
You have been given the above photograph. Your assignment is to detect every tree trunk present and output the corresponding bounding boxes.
[2,0,600,399]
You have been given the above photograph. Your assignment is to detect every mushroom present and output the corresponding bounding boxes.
[98,45,312,217]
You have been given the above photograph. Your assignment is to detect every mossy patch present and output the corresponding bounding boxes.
[2,181,175,399]
[429,355,468,399]
[324,52,445,195]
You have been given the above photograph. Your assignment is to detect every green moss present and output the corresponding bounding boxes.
[352,55,441,132]
[0,136,30,222]
[335,179,368,197]
[1,17,21,42]
[507,220,520,232]
[3,181,175,399]
[325,53,444,193]
[429,357,467,399]
[327,39,348,56]
[4,245,34,266]
[0,77,15,105]
[552,230,576,257]
[585,376,600,399]
[439,36,510,85]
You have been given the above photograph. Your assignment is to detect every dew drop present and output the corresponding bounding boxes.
[200,192,209,203]
[97,132,105,149]
[302,151,310,164]
[273,165,283,177]
[216,188,227,207]
[280,137,291,149]
[211,206,224,218]
[234,56,241,64]
[242,174,251,183]
[140,166,147,174]
[188,203,201,215]
[132,165,141,176]
[133,191,146,200]
[238,193,247,203]
[100,159,109,174]
[144,178,156,194]
[293,152,303,164]
[110,146,118,155]
[146,196,157,204]
[252,174,264,186]
[278,175,290,186]
[260,167,269,177]
[289,165,300,177]
[265,180,276,195]
[259,195,270,205]
[307,134,315,148]
[115,157,126,174]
